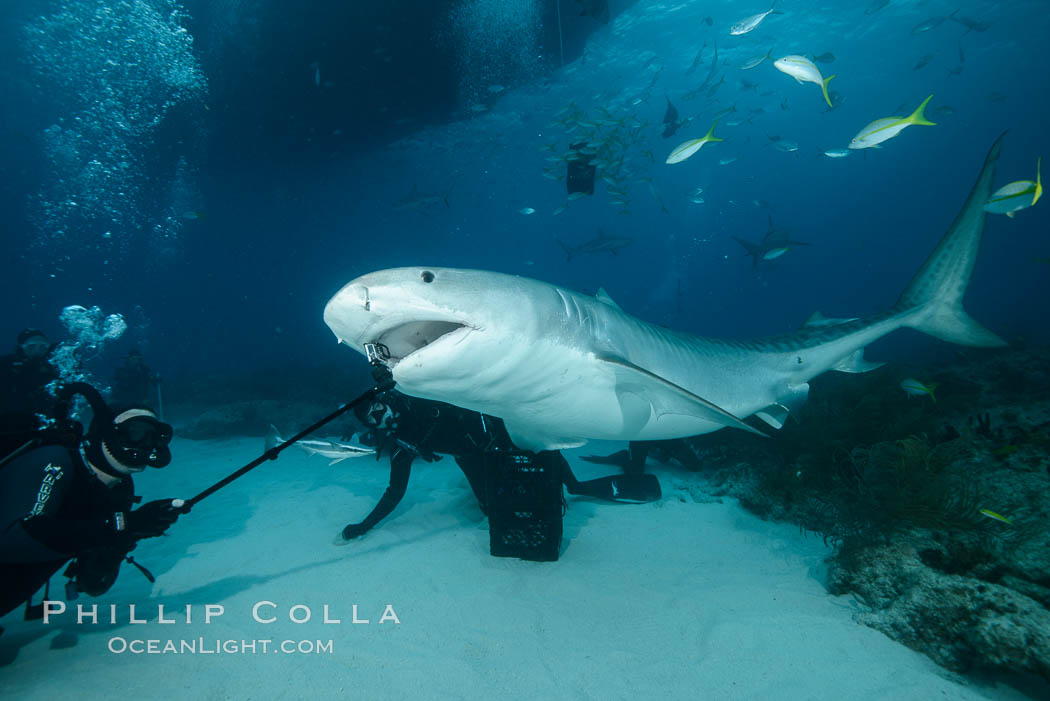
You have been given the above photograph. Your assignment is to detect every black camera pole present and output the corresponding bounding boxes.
[175,345,394,514]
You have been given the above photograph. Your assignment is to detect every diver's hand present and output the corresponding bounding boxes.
[123,499,180,539]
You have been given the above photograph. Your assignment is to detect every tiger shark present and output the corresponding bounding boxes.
[324,134,1008,452]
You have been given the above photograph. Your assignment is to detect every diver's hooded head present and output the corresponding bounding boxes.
[79,389,172,478]
[86,407,172,478]
[16,328,51,360]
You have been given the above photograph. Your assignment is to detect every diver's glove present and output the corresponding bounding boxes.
[120,499,180,540]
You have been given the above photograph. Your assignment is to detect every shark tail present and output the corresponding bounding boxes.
[895,131,1008,347]
[557,239,575,262]
[732,236,762,267]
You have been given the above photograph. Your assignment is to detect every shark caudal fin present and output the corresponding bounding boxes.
[733,236,762,267]
[896,132,1008,347]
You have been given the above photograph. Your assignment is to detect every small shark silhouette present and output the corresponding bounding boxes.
[733,215,810,267]
[557,229,633,261]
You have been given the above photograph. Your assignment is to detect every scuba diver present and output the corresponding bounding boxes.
[338,389,661,559]
[338,390,490,541]
[0,329,61,420]
[0,382,180,628]
[111,349,161,409]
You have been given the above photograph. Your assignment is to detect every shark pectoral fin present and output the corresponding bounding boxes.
[614,387,652,435]
[328,457,349,466]
[599,354,768,437]
[755,403,790,429]
[832,348,885,373]
[505,422,586,452]
[596,287,623,311]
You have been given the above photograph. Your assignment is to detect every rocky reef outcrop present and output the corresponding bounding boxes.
[678,345,1050,686]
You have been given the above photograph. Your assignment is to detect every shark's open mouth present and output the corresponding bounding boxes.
[374,320,469,363]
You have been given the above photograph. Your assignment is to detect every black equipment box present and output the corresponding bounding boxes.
[485,451,563,562]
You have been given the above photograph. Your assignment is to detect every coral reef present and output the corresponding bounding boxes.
[830,536,1050,681]
[684,346,1050,684]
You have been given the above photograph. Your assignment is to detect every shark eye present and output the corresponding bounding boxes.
[421,270,435,283]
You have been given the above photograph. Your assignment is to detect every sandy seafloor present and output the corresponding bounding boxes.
[0,437,1035,700]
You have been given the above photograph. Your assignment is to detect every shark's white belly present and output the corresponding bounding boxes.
[392,326,767,449]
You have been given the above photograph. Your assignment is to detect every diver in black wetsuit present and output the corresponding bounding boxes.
[338,391,490,541]
[337,390,661,543]
[0,384,181,625]
[0,329,61,420]
[580,439,704,473]
[111,349,160,409]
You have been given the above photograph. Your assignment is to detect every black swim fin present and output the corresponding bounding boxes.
[567,473,662,503]
[578,450,632,469]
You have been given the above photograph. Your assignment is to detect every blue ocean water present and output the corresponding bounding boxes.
[0,0,1046,392]
[4,4,1050,697]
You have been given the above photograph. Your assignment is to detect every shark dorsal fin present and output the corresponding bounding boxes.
[804,311,827,326]
[265,425,284,451]
[596,287,622,310]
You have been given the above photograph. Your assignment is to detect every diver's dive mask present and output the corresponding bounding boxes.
[104,409,173,470]
[366,401,397,430]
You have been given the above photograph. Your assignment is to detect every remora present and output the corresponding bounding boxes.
[324,135,1008,451]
